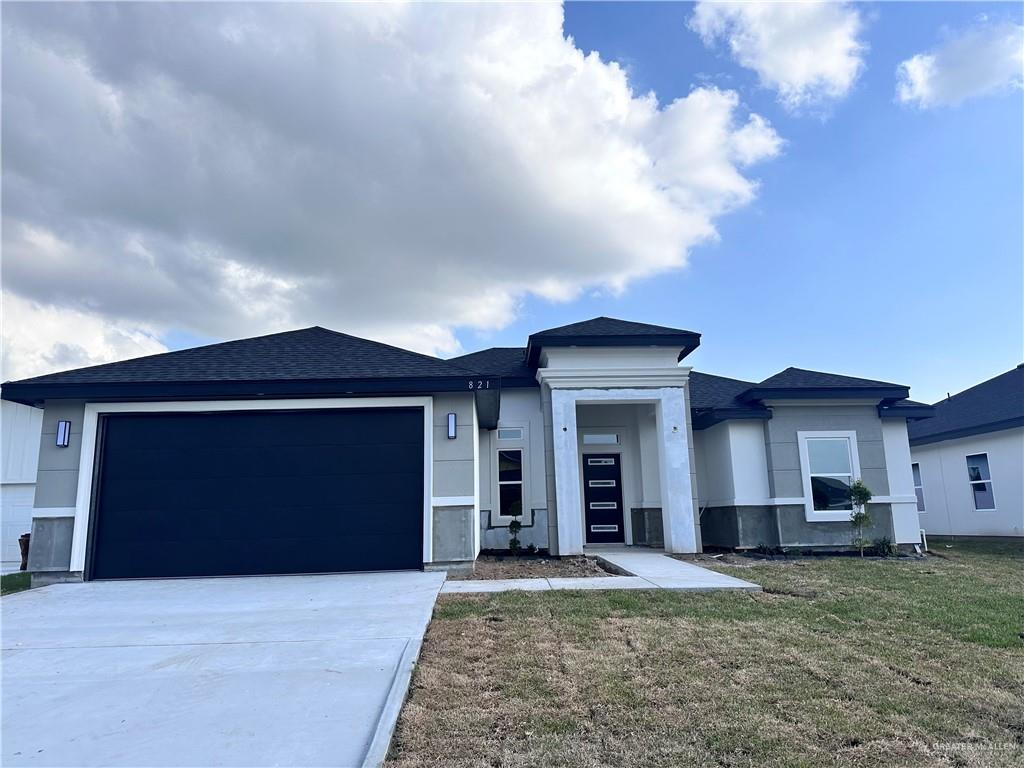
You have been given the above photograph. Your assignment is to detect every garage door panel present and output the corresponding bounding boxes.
[89,408,425,579]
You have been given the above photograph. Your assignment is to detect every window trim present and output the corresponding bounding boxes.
[965,452,997,512]
[496,447,525,519]
[911,462,926,513]
[797,430,862,522]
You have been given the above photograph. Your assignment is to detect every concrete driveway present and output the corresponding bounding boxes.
[1,571,445,768]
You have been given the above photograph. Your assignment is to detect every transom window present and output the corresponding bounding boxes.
[582,433,619,445]
[497,449,523,517]
[497,428,523,441]
[965,453,996,511]
[911,462,926,512]
[797,431,861,521]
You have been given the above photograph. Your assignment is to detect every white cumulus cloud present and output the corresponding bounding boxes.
[896,20,1024,108]
[2,3,781,379]
[689,1,866,111]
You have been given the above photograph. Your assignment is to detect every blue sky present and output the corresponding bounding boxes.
[3,2,1021,405]
[467,2,1023,403]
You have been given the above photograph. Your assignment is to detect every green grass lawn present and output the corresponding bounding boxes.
[1,571,31,596]
[387,538,1023,767]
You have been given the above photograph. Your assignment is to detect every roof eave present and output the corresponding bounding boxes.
[877,403,936,421]
[738,385,910,403]
[691,406,772,430]
[909,416,1024,446]
[525,332,702,366]
[0,374,496,406]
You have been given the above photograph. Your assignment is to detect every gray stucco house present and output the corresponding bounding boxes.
[1,317,934,582]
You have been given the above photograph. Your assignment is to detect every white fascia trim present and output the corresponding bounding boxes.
[537,367,690,390]
[432,496,476,507]
[762,399,881,407]
[32,507,76,519]
[70,397,434,574]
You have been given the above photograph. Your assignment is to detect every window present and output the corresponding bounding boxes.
[965,453,996,511]
[497,428,523,441]
[582,433,619,445]
[911,462,926,512]
[497,449,523,517]
[797,431,861,520]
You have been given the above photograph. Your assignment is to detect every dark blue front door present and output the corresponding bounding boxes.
[582,453,625,544]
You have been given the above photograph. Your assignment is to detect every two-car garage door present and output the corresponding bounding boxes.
[87,408,424,580]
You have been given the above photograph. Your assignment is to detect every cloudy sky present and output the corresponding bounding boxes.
[2,1,1022,403]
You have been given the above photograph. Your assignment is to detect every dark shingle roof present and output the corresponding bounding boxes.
[7,327,473,384]
[526,316,701,365]
[530,316,700,339]
[448,347,533,382]
[1,327,482,404]
[688,371,770,429]
[908,364,1024,445]
[739,367,910,402]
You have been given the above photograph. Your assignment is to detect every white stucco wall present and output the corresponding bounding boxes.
[693,420,770,507]
[912,427,1024,537]
[1,401,43,569]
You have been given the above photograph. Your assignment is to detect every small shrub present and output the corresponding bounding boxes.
[508,519,523,555]
[849,480,874,557]
[872,537,898,558]
[525,543,537,555]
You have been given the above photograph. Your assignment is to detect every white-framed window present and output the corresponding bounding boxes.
[497,448,524,517]
[965,453,996,511]
[497,427,523,441]
[797,431,861,521]
[911,462,926,512]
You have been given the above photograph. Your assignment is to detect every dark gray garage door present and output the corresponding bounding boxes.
[87,408,424,580]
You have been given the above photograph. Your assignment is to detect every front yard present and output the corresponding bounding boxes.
[387,538,1023,767]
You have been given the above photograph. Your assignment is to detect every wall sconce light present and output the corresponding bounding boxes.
[447,412,457,440]
[56,421,71,448]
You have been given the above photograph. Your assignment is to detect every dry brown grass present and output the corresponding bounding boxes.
[462,555,611,580]
[387,539,1023,768]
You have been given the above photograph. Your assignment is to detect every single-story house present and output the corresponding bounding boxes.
[909,364,1023,538]
[1,400,43,572]
[0,317,934,582]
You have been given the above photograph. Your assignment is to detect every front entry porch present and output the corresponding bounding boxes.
[548,386,699,556]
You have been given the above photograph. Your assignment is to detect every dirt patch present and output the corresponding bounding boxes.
[462,555,611,580]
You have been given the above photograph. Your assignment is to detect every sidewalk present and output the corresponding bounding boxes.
[441,549,760,594]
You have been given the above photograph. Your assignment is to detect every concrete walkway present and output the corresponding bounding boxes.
[441,550,759,594]
[2,571,445,768]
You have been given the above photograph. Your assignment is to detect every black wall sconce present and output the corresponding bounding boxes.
[447,412,457,439]
[56,420,71,448]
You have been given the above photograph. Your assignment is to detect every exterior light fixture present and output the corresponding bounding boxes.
[447,412,457,439]
[56,421,71,447]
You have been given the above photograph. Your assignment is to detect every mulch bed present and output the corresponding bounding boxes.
[461,555,611,580]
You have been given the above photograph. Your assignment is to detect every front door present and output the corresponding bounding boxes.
[583,453,625,544]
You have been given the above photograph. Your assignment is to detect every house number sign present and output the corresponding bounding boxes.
[467,379,494,390]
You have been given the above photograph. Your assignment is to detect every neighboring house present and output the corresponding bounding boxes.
[1,400,43,572]
[908,365,1024,538]
[0,317,933,582]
